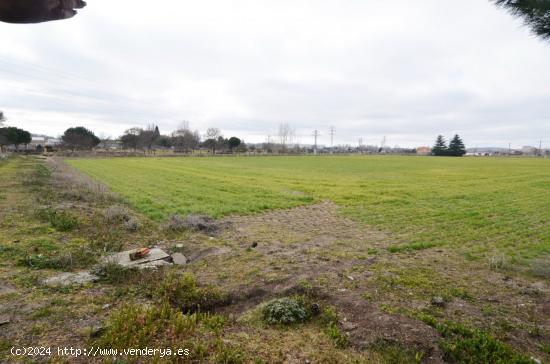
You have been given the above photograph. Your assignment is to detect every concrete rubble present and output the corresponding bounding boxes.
[43,272,99,287]
[172,253,188,265]
[103,248,172,268]
[40,245,228,287]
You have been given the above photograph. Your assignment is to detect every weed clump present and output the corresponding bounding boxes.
[36,207,79,232]
[93,303,246,362]
[488,254,511,271]
[320,306,349,348]
[103,205,130,222]
[530,258,550,279]
[370,339,425,364]
[261,297,310,325]
[123,217,140,231]
[164,214,226,234]
[91,262,140,284]
[157,273,230,313]
[164,214,187,231]
[415,313,534,364]
[22,164,51,187]
[19,246,96,270]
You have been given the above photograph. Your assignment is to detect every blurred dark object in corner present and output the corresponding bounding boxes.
[0,0,86,24]
[493,0,550,40]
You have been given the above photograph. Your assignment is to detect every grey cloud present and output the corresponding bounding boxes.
[0,0,549,148]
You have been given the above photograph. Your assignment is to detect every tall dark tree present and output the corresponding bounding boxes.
[228,137,241,152]
[0,127,31,151]
[448,134,467,157]
[493,0,550,40]
[202,138,217,154]
[15,128,31,149]
[62,127,100,150]
[0,111,6,127]
[432,135,448,156]
[0,127,16,152]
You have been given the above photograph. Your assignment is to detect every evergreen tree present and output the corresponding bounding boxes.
[62,127,100,150]
[432,135,448,156]
[493,0,550,40]
[448,134,467,157]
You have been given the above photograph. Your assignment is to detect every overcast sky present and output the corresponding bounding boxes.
[1,0,549,148]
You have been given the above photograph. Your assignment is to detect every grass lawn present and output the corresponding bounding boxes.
[2,156,548,363]
[68,155,550,262]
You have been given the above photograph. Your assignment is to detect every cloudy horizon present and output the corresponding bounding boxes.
[1,0,549,148]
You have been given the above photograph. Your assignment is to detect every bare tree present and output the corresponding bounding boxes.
[206,127,221,140]
[178,120,190,131]
[278,123,292,151]
[172,126,201,153]
[203,128,222,154]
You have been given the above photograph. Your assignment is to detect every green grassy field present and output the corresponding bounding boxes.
[68,156,550,262]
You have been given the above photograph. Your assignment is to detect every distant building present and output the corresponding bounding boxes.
[46,138,61,147]
[416,146,432,156]
[522,146,538,156]
[98,140,122,150]
[29,137,46,150]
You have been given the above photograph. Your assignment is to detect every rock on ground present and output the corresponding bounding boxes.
[43,272,99,287]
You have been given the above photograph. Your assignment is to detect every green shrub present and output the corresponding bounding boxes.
[157,273,229,313]
[37,207,78,232]
[49,210,78,231]
[261,297,309,325]
[94,303,236,361]
[325,322,350,349]
[95,303,199,349]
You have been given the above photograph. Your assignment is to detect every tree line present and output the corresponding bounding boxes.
[118,124,244,154]
[53,122,245,154]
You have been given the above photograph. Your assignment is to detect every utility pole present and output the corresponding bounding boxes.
[508,142,512,156]
[329,126,336,148]
[312,130,320,155]
[358,137,363,153]
[379,136,386,153]
[539,140,543,157]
